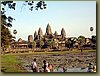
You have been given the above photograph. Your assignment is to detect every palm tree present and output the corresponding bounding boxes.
[90,27,94,37]
[13,29,17,39]
[13,29,17,34]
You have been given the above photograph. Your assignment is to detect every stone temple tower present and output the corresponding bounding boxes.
[28,35,33,42]
[34,31,38,40]
[38,27,43,39]
[61,28,66,38]
[46,23,52,35]
[54,31,58,36]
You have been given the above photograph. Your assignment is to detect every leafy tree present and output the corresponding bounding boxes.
[90,27,93,32]
[25,1,47,11]
[28,41,36,49]
[1,11,15,51]
[13,29,17,35]
[1,1,47,11]
[65,38,73,50]
[78,36,85,43]
[1,1,47,51]
[37,40,44,48]
[47,39,56,49]
[32,41,36,48]
[78,36,85,51]
[91,35,96,44]
[1,25,10,50]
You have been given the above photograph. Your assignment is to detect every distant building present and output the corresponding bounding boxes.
[28,35,33,42]
[10,23,96,51]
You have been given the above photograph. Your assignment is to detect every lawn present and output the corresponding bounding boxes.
[3,49,96,56]
[1,55,27,72]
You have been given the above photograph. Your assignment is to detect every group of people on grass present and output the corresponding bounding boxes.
[31,58,53,72]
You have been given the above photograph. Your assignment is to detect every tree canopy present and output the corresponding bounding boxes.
[1,1,47,51]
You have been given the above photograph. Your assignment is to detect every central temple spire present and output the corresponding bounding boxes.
[46,23,52,35]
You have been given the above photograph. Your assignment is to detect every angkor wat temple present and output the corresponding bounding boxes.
[10,23,96,52]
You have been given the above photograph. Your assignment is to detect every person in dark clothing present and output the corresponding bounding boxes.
[42,60,47,72]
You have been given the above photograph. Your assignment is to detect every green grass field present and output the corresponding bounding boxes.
[2,49,96,56]
[1,55,27,72]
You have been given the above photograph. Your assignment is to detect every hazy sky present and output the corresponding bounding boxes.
[4,1,96,41]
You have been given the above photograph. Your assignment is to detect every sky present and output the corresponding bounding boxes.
[3,1,96,41]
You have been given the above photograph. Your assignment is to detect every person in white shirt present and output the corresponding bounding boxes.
[32,58,37,72]
[46,62,48,67]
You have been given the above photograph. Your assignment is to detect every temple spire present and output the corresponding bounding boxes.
[46,23,52,35]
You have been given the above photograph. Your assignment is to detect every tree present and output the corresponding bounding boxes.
[65,38,73,50]
[91,35,96,49]
[78,36,85,43]
[1,1,47,51]
[13,29,17,40]
[47,39,56,49]
[1,25,12,50]
[37,40,44,48]
[1,11,15,51]
[91,35,96,44]
[1,1,47,11]
[1,1,47,24]
[78,36,85,51]
[13,29,17,35]
[90,27,94,36]
[32,41,36,49]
